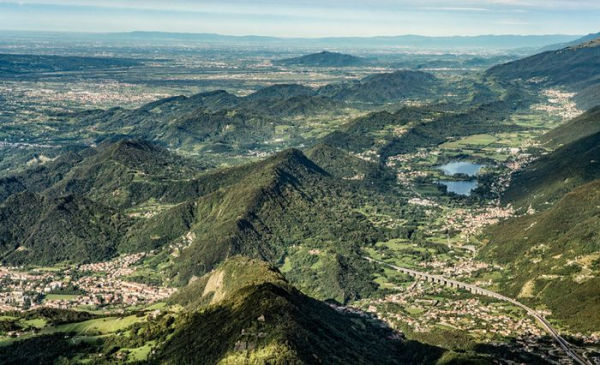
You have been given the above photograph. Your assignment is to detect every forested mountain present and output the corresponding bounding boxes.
[0,140,395,302]
[321,89,529,163]
[157,256,444,364]
[0,192,125,265]
[3,28,600,364]
[41,71,448,155]
[486,38,600,108]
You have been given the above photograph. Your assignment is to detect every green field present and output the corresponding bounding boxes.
[44,294,79,301]
[48,315,145,335]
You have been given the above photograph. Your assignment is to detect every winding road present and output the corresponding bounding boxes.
[364,256,591,365]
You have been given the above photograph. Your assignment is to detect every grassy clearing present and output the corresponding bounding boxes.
[47,315,144,335]
[44,294,79,301]
[441,134,496,149]
[126,341,156,362]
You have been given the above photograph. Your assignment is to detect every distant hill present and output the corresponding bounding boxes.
[481,179,600,332]
[486,39,600,108]
[42,70,454,153]
[318,70,442,103]
[503,131,600,210]
[487,39,600,88]
[540,31,600,51]
[322,90,528,162]
[274,51,368,67]
[40,31,579,50]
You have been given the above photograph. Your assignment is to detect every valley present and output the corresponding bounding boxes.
[0,31,600,364]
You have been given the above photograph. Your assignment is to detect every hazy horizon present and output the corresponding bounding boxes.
[0,0,599,37]
[0,29,589,39]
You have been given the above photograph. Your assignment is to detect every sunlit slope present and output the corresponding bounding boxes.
[159,256,444,364]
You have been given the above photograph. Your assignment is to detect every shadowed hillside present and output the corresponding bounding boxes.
[503,131,600,210]
[481,180,600,332]
[541,106,600,147]
[486,38,600,108]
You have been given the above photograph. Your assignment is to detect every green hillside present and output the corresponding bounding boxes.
[0,192,125,265]
[487,39,600,88]
[486,39,600,108]
[541,106,600,147]
[481,180,600,332]
[147,148,384,301]
[0,141,390,301]
[306,143,396,185]
[159,257,444,364]
[503,131,600,210]
[244,83,316,101]
[321,89,528,162]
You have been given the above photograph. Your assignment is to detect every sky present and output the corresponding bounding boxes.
[0,0,599,37]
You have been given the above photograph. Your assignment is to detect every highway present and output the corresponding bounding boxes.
[364,256,591,365]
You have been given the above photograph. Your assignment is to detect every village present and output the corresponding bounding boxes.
[0,253,174,312]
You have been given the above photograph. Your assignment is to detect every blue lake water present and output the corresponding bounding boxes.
[439,180,478,196]
[438,161,483,177]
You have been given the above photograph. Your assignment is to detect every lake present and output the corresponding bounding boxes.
[438,161,483,177]
[439,180,478,196]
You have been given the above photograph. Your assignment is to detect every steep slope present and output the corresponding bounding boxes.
[126,149,383,301]
[159,257,444,364]
[0,192,126,265]
[486,39,600,108]
[480,180,600,332]
[503,131,600,210]
[0,141,388,301]
[274,51,368,67]
[487,39,600,88]
[541,106,600,147]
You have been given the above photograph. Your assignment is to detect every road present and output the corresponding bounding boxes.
[364,256,591,365]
